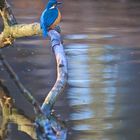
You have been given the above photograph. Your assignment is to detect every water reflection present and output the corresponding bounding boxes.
[65,34,114,40]
[65,41,118,139]
[65,43,94,140]
[1,0,140,140]
[65,33,140,140]
[61,0,140,139]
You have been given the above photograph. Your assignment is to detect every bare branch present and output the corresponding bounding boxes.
[0,1,42,48]
[41,30,68,116]
[10,23,42,38]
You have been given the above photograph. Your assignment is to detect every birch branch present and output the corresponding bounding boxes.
[35,31,68,139]
[41,30,68,116]
[0,0,42,48]
[0,17,42,48]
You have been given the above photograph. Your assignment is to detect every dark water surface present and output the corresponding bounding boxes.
[1,0,140,140]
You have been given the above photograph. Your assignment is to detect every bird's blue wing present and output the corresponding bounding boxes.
[40,9,58,37]
[45,9,58,27]
[40,9,49,37]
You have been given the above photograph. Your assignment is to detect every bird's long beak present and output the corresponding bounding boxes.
[57,2,62,5]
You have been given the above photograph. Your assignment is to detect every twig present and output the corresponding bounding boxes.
[0,51,42,115]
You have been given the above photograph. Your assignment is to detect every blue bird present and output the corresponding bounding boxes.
[40,0,62,37]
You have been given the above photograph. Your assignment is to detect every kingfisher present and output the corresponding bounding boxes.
[40,0,62,37]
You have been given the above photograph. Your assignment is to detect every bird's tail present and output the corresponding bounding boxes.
[41,24,48,37]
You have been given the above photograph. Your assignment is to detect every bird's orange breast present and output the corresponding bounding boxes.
[49,10,61,29]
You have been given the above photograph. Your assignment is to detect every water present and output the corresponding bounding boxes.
[62,1,140,140]
[1,0,140,140]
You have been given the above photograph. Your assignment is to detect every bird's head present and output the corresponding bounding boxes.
[47,0,62,10]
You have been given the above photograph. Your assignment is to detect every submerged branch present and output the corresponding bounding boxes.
[0,51,42,115]
[0,81,36,140]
